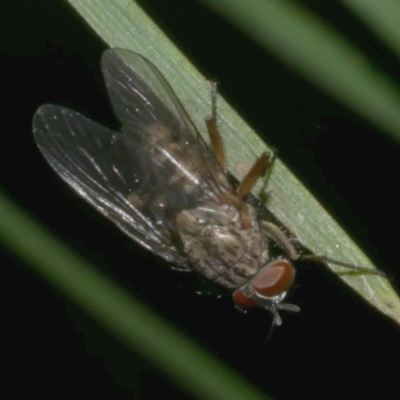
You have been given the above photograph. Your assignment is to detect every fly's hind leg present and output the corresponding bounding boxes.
[205,81,226,169]
[205,82,276,198]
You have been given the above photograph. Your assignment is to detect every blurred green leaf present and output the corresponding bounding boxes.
[0,191,269,400]
[200,0,400,143]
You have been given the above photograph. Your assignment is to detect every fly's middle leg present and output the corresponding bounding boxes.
[236,152,275,199]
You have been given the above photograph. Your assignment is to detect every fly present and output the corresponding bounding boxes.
[32,49,386,326]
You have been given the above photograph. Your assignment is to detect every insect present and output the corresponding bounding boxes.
[33,49,385,326]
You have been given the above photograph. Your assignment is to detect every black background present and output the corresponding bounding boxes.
[2,1,400,399]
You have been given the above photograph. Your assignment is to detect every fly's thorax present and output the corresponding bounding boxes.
[232,259,298,324]
[176,201,269,289]
[141,122,230,200]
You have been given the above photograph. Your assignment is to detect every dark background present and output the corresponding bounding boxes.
[2,1,400,399]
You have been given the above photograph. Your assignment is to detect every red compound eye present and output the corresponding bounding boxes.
[251,260,295,298]
[232,260,295,309]
[232,289,258,309]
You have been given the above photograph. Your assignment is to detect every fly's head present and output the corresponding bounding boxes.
[232,259,300,326]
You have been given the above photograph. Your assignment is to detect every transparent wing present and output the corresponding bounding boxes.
[33,50,232,269]
[33,49,232,269]
[33,105,188,268]
[101,49,229,193]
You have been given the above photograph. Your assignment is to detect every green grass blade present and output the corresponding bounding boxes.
[66,0,400,323]
[343,0,400,58]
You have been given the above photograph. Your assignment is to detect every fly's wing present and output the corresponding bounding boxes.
[33,105,188,268]
[101,49,229,196]
[33,49,231,270]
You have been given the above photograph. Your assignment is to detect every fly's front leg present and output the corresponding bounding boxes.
[261,220,388,278]
[260,220,300,261]
[205,81,226,169]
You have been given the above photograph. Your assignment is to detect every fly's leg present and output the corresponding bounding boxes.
[205,81,226,169]
[260,221,300,260]
[236,152,275,199]
[260,220,387,278]
[298,254,387,277]
[206,83,386,279]
[205,81,275,198]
